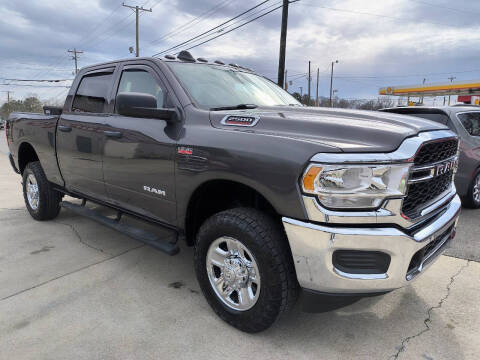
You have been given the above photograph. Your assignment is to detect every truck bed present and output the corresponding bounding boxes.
[8,112,63,186]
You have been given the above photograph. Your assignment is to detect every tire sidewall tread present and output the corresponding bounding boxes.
[194,207,298,333]
[22,161,61,221]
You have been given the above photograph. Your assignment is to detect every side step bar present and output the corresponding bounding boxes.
[60,201,180,256]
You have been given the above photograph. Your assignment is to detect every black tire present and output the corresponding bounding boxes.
[462,169,480,209]
[22,161,62,220]
[194,207,298,333]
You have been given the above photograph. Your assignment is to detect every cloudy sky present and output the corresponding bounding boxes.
[1,0,480,105]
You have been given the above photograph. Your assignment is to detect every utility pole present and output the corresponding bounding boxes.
[329,60,338,107]
[447,76,456,105]
[284,70,288,90]
[315,68,320,107]
[277,0,289,87]
[68,48,83,74]
[122,2,152,57]
[420,78,426,104]
[308,61,311,105]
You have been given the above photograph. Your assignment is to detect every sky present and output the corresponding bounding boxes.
[1,0,480,106]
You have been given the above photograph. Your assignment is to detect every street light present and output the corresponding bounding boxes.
[330,60,339,107]
[332,89,339,107]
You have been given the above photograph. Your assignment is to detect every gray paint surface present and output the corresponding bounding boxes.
[6,58,448,233]
[0,137,478,359]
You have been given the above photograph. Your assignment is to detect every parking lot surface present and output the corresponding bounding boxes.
[0,134,479,359]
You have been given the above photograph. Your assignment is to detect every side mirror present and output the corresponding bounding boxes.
[116,92,177,122]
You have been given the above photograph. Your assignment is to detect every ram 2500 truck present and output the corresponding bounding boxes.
[6,52,461,332]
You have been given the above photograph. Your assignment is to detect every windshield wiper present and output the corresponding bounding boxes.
[210,104,258,111]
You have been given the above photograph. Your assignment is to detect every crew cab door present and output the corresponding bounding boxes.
[56,67,115,201]
[102,63,177,224]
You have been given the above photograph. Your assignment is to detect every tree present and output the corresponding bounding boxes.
[0,96,44,120]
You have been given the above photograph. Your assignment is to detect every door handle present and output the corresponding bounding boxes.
[104,130,123,138]
[58,125,72,132]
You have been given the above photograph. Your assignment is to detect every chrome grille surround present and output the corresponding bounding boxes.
[305,130,458,231]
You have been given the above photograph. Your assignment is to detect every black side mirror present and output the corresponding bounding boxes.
[116,92,177,122]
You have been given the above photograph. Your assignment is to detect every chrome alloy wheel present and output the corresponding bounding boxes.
[206,237,261,311]
[26,174,39,210]
[474,174,480,204]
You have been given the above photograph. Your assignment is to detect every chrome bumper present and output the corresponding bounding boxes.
[282,195,461,294]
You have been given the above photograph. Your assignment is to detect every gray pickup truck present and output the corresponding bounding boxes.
[6,52,461,332]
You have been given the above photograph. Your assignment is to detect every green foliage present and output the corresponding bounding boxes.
[0,96,43,120]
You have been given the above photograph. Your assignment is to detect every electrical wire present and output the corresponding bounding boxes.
[148,0,235,46]
[168,0,283,55]
[152,0,272,57]
[298,2,456,28]
[0,78,73,82]
[182,2,296,53]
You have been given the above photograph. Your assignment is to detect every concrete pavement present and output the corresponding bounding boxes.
[0,132,479,359]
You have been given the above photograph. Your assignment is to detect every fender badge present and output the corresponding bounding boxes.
[221,115,260,127]
[177,146,193,155]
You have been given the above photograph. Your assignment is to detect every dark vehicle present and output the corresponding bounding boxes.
[6,53,461,332]
[0,120,4,130]
[381,106,480,208]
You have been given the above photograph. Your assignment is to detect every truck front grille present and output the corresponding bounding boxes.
[402,170,454,219]
[402,138,458,219]
[413,138,458,166]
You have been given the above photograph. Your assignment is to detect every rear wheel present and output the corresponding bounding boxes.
[194,208,298,333]
[22,162,62,220]
[463,170,480,209]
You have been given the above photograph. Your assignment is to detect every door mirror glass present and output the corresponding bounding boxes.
[116,92,177,121]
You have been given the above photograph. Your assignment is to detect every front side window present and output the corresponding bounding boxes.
[116,69,165,109]
[167,62,301,110]
[72,72,113,113]
[457,112,480,136]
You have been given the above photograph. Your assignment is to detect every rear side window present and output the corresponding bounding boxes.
[116,69,165,109]
[72,72,113,113]
[458,112,480,136]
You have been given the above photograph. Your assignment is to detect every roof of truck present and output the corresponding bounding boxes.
[79,51,254,74]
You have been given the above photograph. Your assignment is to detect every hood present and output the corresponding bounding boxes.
[210,106,448,153]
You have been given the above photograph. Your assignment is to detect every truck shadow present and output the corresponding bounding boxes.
[54,201,464,359]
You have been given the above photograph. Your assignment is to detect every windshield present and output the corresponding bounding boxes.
[167,62,301,110]
[457,112,480,136]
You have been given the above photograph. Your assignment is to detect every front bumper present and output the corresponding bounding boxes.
[282,195,461,294]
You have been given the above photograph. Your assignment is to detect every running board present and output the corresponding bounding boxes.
[60,201,180,256]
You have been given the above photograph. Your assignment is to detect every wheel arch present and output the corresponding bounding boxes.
[17,142,40,174]
[184,179,279,246]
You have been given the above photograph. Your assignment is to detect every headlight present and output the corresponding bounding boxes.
[302,163,410,209]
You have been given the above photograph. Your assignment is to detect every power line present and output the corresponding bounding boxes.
[298,2,456,28]
[148,0,235,46]
[0,83,71,88]
[152,0,272,57]
[176,0,283,54]
[181,1,299,53]
[0,78,73,82]
[408,0,480,16]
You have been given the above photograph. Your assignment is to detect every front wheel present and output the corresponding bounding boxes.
[463,170,480,209]
[194,208,298,333]
[22,161,62,220]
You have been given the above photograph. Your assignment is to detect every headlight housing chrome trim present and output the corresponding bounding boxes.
[301,163,411,210]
